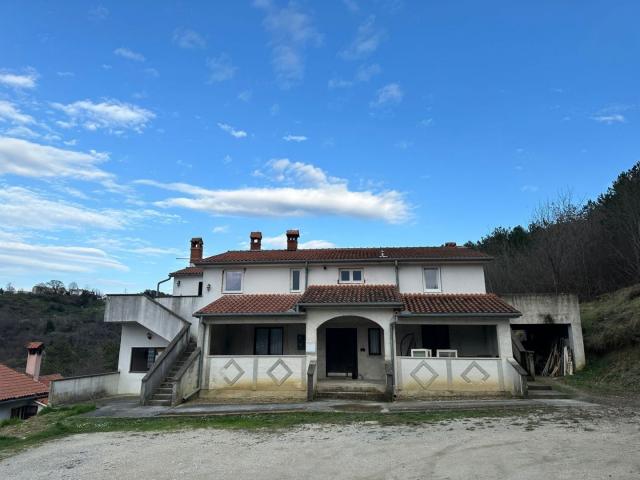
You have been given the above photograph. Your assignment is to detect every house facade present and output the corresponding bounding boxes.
[105,232,585,405]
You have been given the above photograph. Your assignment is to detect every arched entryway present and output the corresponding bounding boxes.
[317,316,386,382]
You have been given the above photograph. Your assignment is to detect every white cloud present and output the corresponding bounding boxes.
[213,225,230,234]
[51,99,155,133]
[591,114,625,124]
[217,122,247,138]
[173,28,206,49]
[340,16,385,60]
[0,101,34,124]
[521,185,539,193]
[0,136,113,182]
[260,233,336,249]
[206,54,236,82]
[0,241,127,273]
[0,70,37,89]
[237,90,252,102]
[88,5,109,21]
[137,160,411,224]
[254,1,322,88]
[114,47,146,62]
[283,134,307,142]
[0,186,124,230]
[328,63,381,89]
[370,83,403,108]
[56,71,75,77]
[2,125,40,139]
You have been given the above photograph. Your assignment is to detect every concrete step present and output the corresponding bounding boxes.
[315,391,387,402]
[151,393,172,400]
[316,381,386,394]
[154,387,172,394]
[147,399,171,406]
[527,389,572,399]
[528,383,553,391]
[159,382,175,388]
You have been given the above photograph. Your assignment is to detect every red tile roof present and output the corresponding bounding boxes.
[26,341,44,350]
[196,246,491,265]
[0,364,51,403]
[196,294,302,315]
[170,267,204,277]
[299,284,403,305]
[402,293,521,316]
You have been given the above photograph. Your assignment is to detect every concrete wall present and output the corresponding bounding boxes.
[396,357,512,398]
[117,323,170,394]
[501,293,585,369]
[105,295,186,342]
[49,372,120,406]
[156,296,207,338]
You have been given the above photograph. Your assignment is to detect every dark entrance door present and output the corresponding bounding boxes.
[326,328,358,379]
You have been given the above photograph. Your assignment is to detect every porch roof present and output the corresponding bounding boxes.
[195,293,303,316]
[298,284,403,307]
[169,267,203,277]
[400,293,521,317]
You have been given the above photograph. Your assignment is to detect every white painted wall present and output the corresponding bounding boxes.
[172,276,202,296]
[0,398,42,420]
[196,262,486,302]
[117,323,169,394]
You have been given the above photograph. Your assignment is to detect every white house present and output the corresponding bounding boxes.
[104,232,585,405]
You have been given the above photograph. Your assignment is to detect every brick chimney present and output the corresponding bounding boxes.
[286,229,300,251]
[443,242,457,248]
[190,237,203,265]
[250,231,262,251]
[25,342,44,381]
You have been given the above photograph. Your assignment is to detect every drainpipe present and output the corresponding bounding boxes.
[304,261,309,289]
[394,260,399,287]
[156,276,171,296]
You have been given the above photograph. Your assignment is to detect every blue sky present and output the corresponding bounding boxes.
[0,1,638,293]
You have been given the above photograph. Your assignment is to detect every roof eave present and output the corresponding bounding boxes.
[194,256,492,267]
[196,311,306,318]
[397,312,521,318]
[298,302,404,308]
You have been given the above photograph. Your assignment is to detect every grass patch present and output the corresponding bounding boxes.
[561,347,640,394]
[0,405,538,459]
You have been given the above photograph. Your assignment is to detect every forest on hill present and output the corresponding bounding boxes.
[0,291,119,376]
[469,161,640,300]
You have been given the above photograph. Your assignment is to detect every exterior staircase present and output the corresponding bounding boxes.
[527,379,572,399]
[315,379,387,401]
[147,340,197,406]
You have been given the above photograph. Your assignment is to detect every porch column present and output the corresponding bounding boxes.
[496,321,513,359]
[200,322,211,390]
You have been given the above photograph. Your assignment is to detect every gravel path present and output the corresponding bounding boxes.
[2,408,640,480]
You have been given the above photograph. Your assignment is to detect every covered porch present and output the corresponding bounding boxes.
[393,293,526,398]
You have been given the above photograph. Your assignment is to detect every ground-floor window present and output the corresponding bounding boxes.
[10,404,38,420]
[368,328,382,355]
[130,347,164,372]
[254,327,284,355]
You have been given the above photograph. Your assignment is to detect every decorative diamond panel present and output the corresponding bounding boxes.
[267,358,293,386]
[460,361,490,384]
[410,360,440,389]
[222,359,245,385]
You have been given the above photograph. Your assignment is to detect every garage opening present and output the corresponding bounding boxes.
[511,324,571,376]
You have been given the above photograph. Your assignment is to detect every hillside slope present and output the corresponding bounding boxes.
[569,285,640,391]
[0,293,120,377]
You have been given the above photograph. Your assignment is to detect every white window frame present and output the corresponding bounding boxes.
[423,267,442,292]
[338,268,364,284]
[436,349,458,358]
[290,268,302,292]
[223,270,244,293]
[410,348,432,358]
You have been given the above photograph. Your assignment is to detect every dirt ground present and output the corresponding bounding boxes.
[1,406,640,480]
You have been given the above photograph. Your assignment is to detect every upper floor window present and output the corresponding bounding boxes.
[291,269,302,292]
[223,270,243,293]
[339,269,363,284]
[424,267,441,292]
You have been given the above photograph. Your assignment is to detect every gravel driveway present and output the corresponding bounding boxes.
[2,407,639,480]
